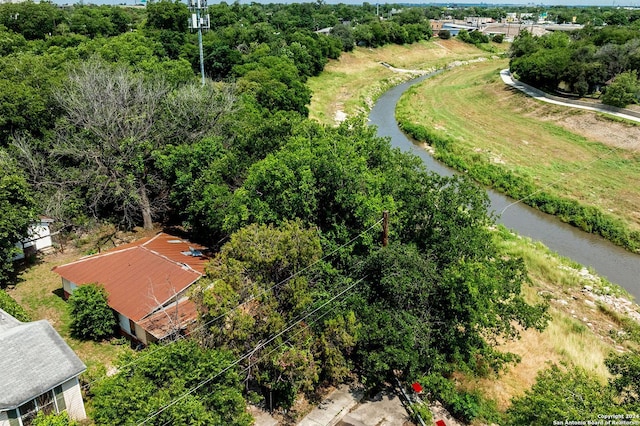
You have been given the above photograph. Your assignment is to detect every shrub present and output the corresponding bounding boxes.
[68,283,117,341]
[602,70,640,108]
[457,29,471,43]
[438,29,451,40]
[0,290,30,321]
[420,373,480,423]
[492,33,504,43]
[32,411,77,426]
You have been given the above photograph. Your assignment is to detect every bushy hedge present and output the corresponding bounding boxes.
[0,290,30,321]
[398,119,640,252]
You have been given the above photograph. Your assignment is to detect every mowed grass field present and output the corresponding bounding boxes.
[307,38,502,126]
[397,58,640,234]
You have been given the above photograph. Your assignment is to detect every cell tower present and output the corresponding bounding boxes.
[188,0,210,86]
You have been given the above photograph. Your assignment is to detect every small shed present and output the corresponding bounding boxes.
[13,217,55,261]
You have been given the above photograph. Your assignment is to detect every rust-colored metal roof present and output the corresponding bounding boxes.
[139,233,210,274]
[138,298,198,340]
[53,234,207,322]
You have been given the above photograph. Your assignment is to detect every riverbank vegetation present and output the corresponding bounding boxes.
[307,38,503,126]
[396,58,640,253]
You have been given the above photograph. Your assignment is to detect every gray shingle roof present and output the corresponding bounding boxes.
[0,309,86,410]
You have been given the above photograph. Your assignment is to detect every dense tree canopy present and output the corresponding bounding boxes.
[510,25,640,106]
[92,340,252,426]
[0,2,580,423]
[0,150,36,287]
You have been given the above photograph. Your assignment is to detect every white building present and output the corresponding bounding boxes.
[0,309,87,425]
[13,217,54,261]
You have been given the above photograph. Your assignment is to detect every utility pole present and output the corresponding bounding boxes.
[382,210,389,247]
[188,0,210,86]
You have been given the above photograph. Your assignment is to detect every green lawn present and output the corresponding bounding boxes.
[396,59,640,236]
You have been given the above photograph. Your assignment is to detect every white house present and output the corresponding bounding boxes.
[0,309,87,426]
[13,217,55,261]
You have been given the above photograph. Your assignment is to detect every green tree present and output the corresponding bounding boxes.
[506,363,625,425]
[92,340,251,426]
[146,0,189,32]
[438,29,451,40]
[68,283,117,341]
[602,69,640,107]
[235,55,311,115]
[352,243,436,386]
[0,290,30,321]
[330,23,355,51]
[606,352,640,407]
[195,220,322,352]
[0,151,36,287]
[0,1,63,40]
[193,220,337,408]
[223,120,396,251]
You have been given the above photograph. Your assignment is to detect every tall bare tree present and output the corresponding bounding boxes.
[50,60,237,229]
[54,60,168,229]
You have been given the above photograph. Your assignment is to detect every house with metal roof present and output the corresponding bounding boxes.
[53,233,209,346]
[0,309,87,426]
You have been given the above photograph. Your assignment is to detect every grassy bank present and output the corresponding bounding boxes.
[307,39,502,126]
[462,226,639,413]
[396,59,640,252]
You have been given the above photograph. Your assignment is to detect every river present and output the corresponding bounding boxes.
[369,73,640,301]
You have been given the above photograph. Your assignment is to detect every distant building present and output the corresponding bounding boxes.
[0,309,87,426]
[464,16,493,26]
[53,233,209,346]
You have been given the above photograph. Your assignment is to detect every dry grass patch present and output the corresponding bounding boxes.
[457,229,637,412]
[463,307,610,412]
[308,39,500,126]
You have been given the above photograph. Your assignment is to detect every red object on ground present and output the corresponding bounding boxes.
[411,382,423,393]
[436,420,447,426]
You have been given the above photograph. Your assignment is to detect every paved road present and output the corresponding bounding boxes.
[500,69,640,124]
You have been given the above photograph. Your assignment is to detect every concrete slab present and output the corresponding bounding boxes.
[297,384,364,426]
[249,404,279,426]
[338,391,412,426]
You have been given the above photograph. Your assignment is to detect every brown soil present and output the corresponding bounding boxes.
[524,105,640,152]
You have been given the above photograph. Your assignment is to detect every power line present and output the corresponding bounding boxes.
[81,218,383,392]
[157,296,346,426]
[138,277,364,425]
[185,218,383,341]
